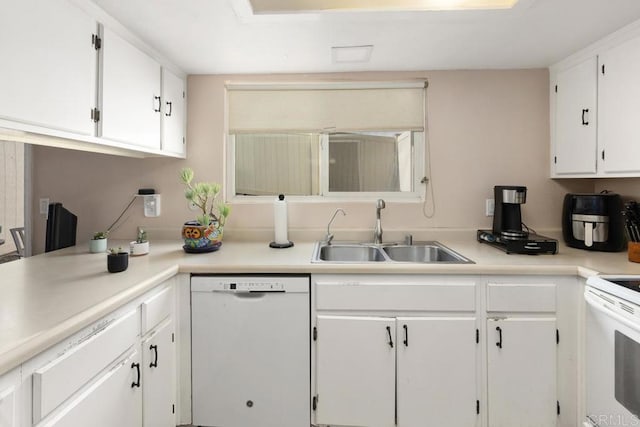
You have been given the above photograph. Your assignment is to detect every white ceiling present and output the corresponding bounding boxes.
[91,0,640,74]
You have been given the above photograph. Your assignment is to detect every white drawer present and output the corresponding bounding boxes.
[487,283,557,313]
[141,285,173,334]
[316,281,476,312]
[33,310,138,423]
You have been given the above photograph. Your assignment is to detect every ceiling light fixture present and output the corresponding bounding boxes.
[250,0,519,14]
[332,45,374,63]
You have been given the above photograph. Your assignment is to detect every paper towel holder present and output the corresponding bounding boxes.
[270,194,295,249]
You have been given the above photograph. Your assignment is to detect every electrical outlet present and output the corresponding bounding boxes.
[485,198,495,216]
[39,198,49,218]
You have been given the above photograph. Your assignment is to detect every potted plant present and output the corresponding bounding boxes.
[107,247,129,273]
[90,231,108,253]
[179,167,230,253]
[130,228,149,256]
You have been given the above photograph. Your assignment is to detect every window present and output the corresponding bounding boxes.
[226,81,426,200]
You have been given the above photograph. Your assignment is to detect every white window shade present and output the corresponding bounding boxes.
[227,82,426,133]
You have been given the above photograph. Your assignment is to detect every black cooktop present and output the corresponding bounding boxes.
[610,279,640,293]
[477,229,558,255]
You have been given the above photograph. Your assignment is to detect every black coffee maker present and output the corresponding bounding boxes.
[477,185,558,254]
[493,185,528,240]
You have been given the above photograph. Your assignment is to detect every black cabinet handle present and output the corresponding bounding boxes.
[386,326,394,348]
[150,344,158,368]
[582,108,589,126]
[154,96,161,112]
[165,101,173,117]
[496,326,503,349]
[131,362,141,388]
[403,324,408,347]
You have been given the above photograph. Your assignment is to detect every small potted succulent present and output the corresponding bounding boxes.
[90,231,108,253]
[107,247,129,273]
[179,167,230,253]
[130,228,149,256]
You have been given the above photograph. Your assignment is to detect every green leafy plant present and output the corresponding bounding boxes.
[93,231,108,240]
[136,228,148,243]
[179,167,230,227]
[108,247,124,255]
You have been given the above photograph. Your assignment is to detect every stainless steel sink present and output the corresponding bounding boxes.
[312,241,473,264]
[383,244,473,263]
[318,244,386,262]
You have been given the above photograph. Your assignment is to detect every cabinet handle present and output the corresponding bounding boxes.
[154,96,161,112]
[165,101,173,117]
[403,324,408,347]
[496,326,503,349]
[150,344,158,368]
[581,108,589,126]
[386,326,394,348]
[131,362,141,388]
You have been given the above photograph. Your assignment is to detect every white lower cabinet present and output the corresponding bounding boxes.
[487,318,557,427]
[0,367,21,427]
[397,317,478,427]
[142,319,175,427]
[41,349,142,427]
[315,315,479,427]
[315,315,396,427]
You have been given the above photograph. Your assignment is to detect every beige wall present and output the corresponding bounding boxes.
[31,69,594,254]
[594,179,640,200]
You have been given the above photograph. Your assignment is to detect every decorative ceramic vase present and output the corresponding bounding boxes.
[182,221,223,253]
[130,241,150,256]
[89,238,107,253]
[107,251,129,273]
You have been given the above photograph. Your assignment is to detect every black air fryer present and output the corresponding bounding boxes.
[562,193,625,252]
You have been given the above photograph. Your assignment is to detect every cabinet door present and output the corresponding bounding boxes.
[315,315,396,427]
[598,35,640,174]
[101,27,161,149]
[161,68,186,156]
[396,317,478,427]
[43,349,142,427]
[554,57,598,175]
[142,319,175,427]
[487,318,557,427]
[0,0,96,135]
[0,387,16,427]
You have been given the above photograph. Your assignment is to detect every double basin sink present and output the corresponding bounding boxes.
[312,241,474,264]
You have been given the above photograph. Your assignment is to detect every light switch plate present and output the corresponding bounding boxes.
[39,198,49,219]
[485,198,494,216]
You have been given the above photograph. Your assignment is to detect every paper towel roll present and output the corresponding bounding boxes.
[274,194,289,244]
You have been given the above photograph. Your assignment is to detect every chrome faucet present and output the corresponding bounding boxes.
[373,199,385,244]
[325,208,346,244]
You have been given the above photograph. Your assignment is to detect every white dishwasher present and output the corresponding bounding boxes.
[191,275,310,427]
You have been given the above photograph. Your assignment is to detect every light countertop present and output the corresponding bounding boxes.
[2,230,640,375]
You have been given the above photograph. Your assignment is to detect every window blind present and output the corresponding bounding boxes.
[227,81,426,133]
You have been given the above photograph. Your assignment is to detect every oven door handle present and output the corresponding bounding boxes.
[585,291,640,333]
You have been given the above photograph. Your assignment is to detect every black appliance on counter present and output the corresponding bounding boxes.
[45,202,77,252]
[562,192,625,252]
[477,185,558,255]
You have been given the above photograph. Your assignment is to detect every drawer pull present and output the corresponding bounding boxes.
[150,344,158,368]
[131,363,141,388]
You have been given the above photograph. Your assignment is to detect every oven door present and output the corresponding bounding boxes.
[585,288,640,427]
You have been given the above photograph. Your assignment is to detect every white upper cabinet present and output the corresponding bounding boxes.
[552,27,640,178]
[553,57,598,175]
[161,69,186,156]
[101,27,162,150]
[0,0,96,136]
[598,35,640,175]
